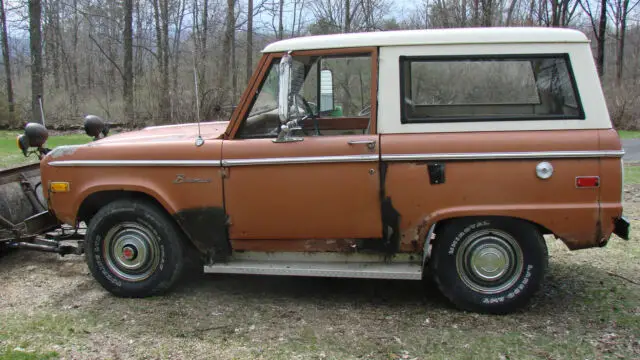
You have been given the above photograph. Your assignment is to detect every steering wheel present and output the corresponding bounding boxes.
[294,94,321,136]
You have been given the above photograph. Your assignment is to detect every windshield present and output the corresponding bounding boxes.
[248,62,281,116]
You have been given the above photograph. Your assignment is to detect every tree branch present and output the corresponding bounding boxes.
[88,33,123,78]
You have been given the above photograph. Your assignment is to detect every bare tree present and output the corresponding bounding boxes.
[345,0,351,32]
[124,0,134,124]
[29,0,44,123]
[0,0,14,114]
[0,0,637,130]
[152,0,171,121]
[310,0,390,32]
[222,0,235,96]
[609,0,640,82]
[71,0,79,104]
[193,0,209,92]
[278,0,284,39]
[481,0,493,26]
[246,0,253,83]
[579,0,608,77]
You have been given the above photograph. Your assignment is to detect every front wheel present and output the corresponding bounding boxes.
[430,217,548,314]
[85,199,185,297]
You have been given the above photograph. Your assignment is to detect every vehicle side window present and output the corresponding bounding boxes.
[294,55,373,136]
[237,54,374,139]
[237,62,281,139]
[400,54,584,123]
[321,56,371,118]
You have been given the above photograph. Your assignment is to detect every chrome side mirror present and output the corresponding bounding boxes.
[278,52,293,124]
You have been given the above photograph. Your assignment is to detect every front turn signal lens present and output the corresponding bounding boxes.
[49,182,70,193]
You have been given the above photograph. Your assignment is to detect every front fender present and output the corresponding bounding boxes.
[45,166,224,227]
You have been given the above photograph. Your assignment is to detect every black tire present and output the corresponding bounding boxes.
[85,199,185,297]
[430,217,548,314]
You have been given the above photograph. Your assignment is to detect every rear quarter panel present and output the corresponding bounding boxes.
[381,130,623,251]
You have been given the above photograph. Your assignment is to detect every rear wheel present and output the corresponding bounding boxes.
[85,200,185,297]
[430,217,548,314]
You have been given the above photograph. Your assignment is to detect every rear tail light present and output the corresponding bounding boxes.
[576,176,600,188]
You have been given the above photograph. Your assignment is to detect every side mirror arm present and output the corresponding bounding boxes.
[273,120,304,143]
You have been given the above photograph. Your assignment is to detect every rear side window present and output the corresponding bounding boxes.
[400,54,584,123]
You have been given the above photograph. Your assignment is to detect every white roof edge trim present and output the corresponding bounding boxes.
[262,28,589,53]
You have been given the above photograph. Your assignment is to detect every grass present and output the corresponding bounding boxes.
[0,233,638,359]
[618,130,640,139]
[0,130,90,169]
[0,350,58,360]
[624,164,640,185]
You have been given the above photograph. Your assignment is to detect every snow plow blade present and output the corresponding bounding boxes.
[0,163,84,257]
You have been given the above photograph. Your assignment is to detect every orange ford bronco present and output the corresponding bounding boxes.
[35,27,628,314]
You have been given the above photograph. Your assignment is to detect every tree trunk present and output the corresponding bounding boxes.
[473,0,480,25]
[529,0,535,24]
[123,0,134,125]
[72,0,79,103]
[596,0,607,77]
[506,0,518,25]
[461,0,468,26]
[200,0,209,95]
[152,0,171,122]
[0,0,14,114]
[616,0,629,83]
[482,0,493,26]
[52,0,60,89]
[232,29,237,100]
[278,0,284,39]
[345,0,351,32]
[161,0,170,122]
[44,0,60,90]
[246,0,253,84]
[172,0,187,96]
[134,0,144,77]
[223,0,234,96]
[29,0,44,124]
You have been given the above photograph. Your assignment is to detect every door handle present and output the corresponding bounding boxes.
[348,140,377,150]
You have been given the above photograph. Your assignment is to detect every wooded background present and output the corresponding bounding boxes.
[0,0,638,130]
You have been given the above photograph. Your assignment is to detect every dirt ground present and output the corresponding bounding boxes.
[1,194,639,359]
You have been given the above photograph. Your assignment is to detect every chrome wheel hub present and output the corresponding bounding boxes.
[103,222,161,282]
[470,244,510,281]
[456,229,524,294]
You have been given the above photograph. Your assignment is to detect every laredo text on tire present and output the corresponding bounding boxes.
[430,217,548,314]
[85,199,185,297]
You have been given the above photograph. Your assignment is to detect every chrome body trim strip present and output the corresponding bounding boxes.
[47,150,625,167]
[382,150,625,161]
[49,160,222,167]
[204,261,423,280]
[222,154,379,166]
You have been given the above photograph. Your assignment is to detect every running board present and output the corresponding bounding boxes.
[204,259,423,280]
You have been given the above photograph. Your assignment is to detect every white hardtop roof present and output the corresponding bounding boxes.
[262,27,589,53]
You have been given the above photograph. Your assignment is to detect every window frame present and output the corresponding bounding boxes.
[228,47,379,139]
[234,59,281,139]
[399,53,585,124]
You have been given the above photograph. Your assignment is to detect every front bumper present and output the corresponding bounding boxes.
[613,216,630,240]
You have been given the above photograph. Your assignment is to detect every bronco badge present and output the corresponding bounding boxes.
[173,174,212,184]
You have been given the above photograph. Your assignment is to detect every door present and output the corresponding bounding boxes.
[223,50,382,240]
